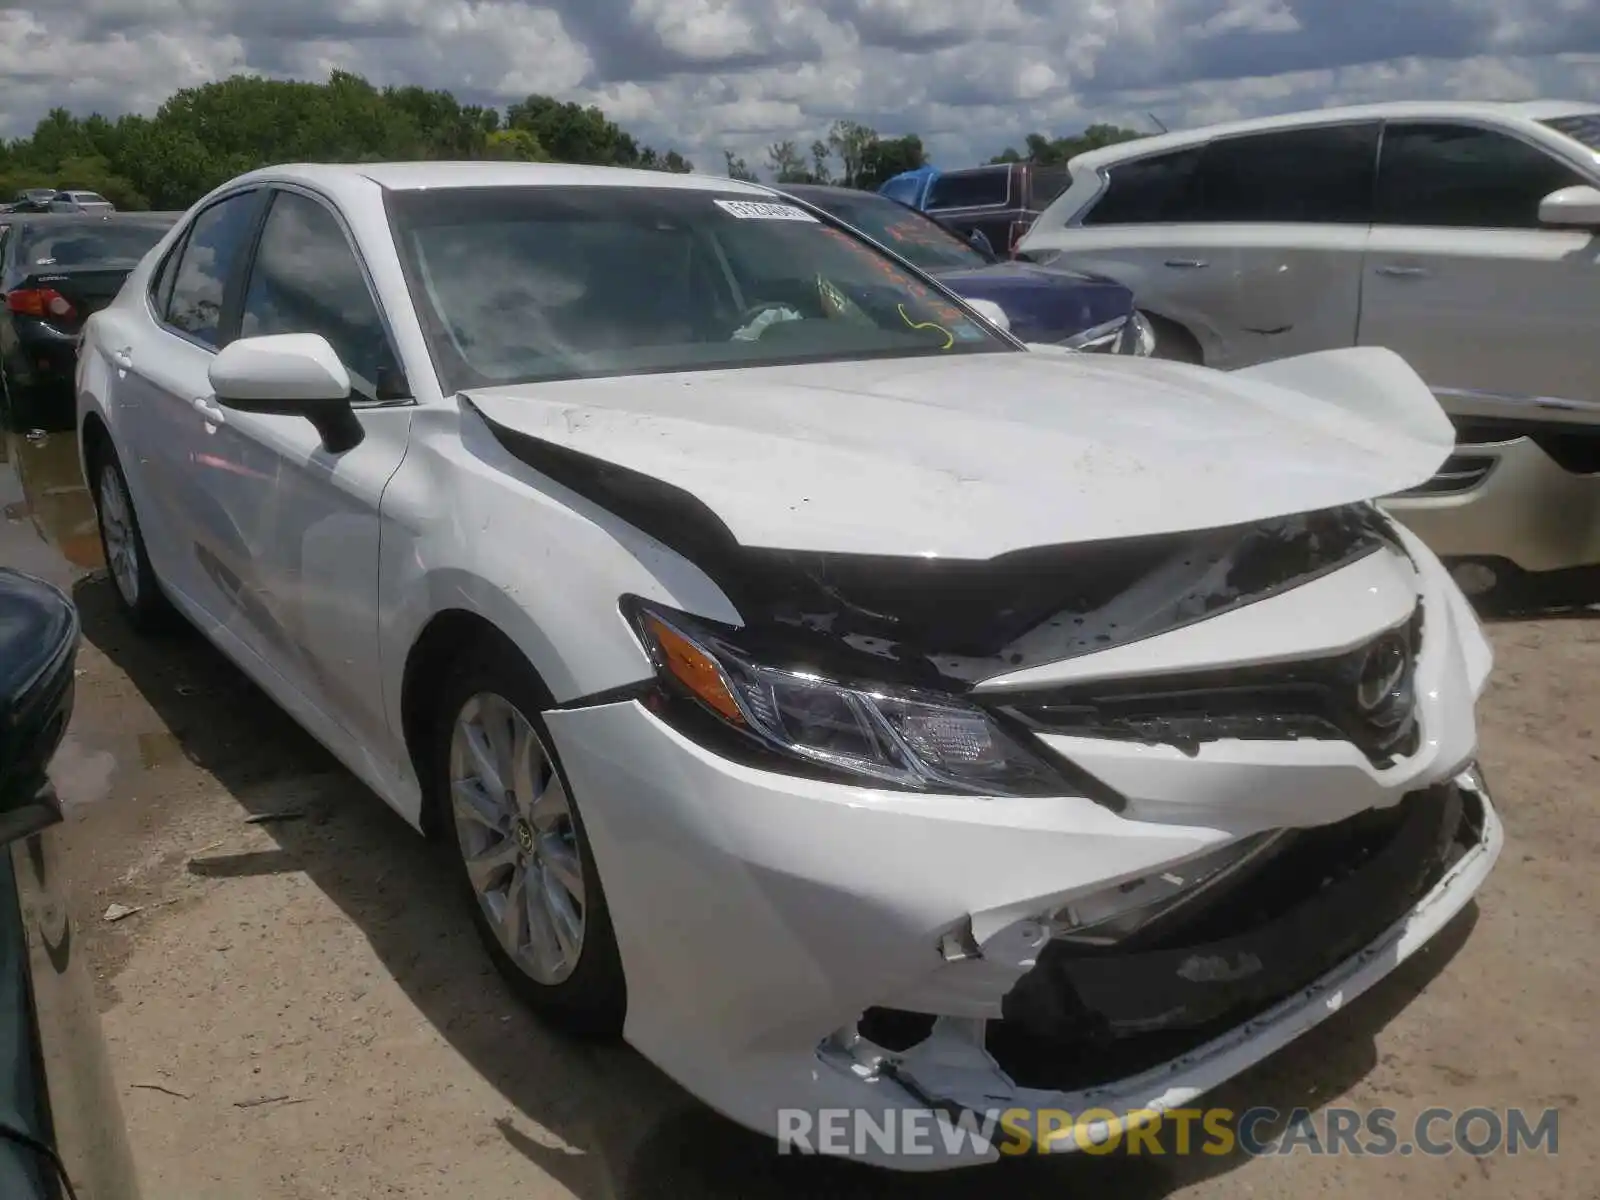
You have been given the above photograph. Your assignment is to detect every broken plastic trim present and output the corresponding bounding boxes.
[989,783,1470,1088]
[994,604,1425,767]
[853,778,1481,1098]
[712,507,1405,696]
[1048,828,1293,947]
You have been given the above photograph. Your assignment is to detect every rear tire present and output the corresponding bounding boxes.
[90,445,175,633]
[429,647,627,1037]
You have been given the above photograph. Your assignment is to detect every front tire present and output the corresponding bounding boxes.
[430,650,626,1036]
[91,447,174,632]
[1146,313,1203,364]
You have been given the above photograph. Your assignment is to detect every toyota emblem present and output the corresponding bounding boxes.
[1357,634,1409,715]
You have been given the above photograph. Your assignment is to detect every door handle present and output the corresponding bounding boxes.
[1164,258,1208,269]
[192,396,226,424]
[110,347,133,369]
[1375,265,1429,278]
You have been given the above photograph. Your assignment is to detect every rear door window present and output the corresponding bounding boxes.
[164,191,261,347]
[148,240,180,319]
[1374,123,1589,229]
[1082,147,1205,225]
[1196,124,1380,224]
[925,169,1012,210]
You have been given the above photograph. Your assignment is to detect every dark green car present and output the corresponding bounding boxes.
[0,568,140,1200]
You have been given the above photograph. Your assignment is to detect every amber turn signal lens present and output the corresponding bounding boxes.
[644,614,745,724]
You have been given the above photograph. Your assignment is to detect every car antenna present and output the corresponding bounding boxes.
[1146,111,1169,134]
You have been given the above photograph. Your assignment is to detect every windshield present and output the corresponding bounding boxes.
[19,220,174,267]
[1543,113,1600,153]
[386,185,1010,391]
[797,191,988,272]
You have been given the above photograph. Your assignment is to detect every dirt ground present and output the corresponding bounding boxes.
[3,425,1596,1199]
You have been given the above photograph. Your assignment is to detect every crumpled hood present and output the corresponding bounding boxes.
[463,347,1454,560]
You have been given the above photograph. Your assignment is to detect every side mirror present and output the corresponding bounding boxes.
[965,297,1011,333]
[209,333,364,453]
[967,228,997,259]
[1538,184,1600,229]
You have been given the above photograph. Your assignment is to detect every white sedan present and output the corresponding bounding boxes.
[77,162,1501,1169]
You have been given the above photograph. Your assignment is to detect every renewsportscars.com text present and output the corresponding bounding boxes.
[777,1105,1561,1159]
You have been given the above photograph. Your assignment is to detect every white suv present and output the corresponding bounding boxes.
[1019,101,1600,601]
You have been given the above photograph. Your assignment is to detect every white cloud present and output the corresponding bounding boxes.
[0,0,1596,175]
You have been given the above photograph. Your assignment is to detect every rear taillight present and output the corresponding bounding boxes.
[5,288,76,320]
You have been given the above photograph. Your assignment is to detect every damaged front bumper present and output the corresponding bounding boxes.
[543,694,1500,1172]
[849,770,1500,1165]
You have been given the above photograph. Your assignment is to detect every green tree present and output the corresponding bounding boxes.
[826,119,875,187]
[0,72,699,211]
[723,150,758,182]
[808,140,833,184]
[765,139,812,183]
[990,123,1145,166]
[858,133,925,190]
[484,128,550,161]
[505,95,635,165]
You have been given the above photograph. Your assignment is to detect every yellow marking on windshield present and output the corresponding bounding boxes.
[898,303,955,350]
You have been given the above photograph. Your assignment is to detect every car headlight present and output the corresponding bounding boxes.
[1124,310,1156,356]
[625,600,1075,796]
[1059,317,1127,353]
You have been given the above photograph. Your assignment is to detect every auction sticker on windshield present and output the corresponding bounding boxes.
[713,199,819,221]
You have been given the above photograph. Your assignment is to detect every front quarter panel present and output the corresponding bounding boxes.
[377,399,746,803]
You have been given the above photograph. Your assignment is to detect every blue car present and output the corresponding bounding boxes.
[878,164,940,210]
[780,183,1153,354]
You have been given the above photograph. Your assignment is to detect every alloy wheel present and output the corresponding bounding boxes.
[98,463,140,608]
[449,692,587,985]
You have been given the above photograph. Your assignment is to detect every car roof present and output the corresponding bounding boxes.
[223,160,779,198]
[936,162,1014,176]
[1071,98,1600,167]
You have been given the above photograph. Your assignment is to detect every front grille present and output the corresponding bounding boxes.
[993,605,1424,767]
[1397,453,1496,497]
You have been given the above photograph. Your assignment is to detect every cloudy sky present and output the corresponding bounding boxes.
[1,0,1598,173]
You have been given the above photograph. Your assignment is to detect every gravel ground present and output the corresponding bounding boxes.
[4,426,1595,1199]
